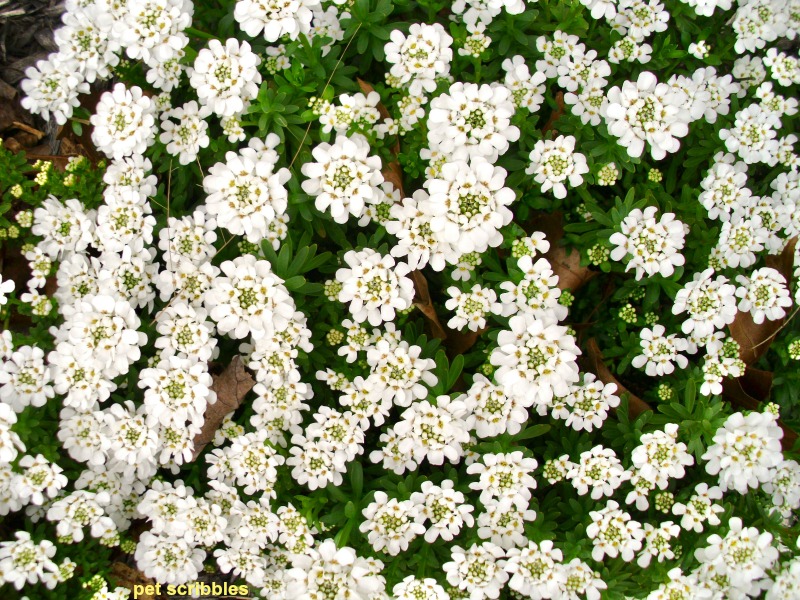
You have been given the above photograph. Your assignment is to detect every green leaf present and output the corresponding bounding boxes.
[447,354,464,392]
[349,462,363,498]
[284,275,307,291]
[511,424,551,441]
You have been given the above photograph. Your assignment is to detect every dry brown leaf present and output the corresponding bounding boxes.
[110,562,163,600]
[585,338,652,419]
[444,327,485,359]
[410,270,448,340]
[730,237,797,364]
[191,356,255,461]
[541,91,566,137]
[530,212,597,292]
[382,160,405,198]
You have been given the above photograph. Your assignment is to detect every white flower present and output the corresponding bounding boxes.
[672,268,738,338]
[0,276,14,307]
[0,531,60,590]
[138,355,215,428]
[424,159,515,261]
[767,557,800,600]
[443,543,508,600]
[536,30,582,78]
[0,346,54,413]
[586,500,644,562]
[503,540,564,599]
[763,459,800,519]
[385,23,453,95]
[580,0,618,19]
[21,55,89,125]
[637,521,680,568]
[159,101,210,165]
[103,155,158,199]
[609,206,688,279]
[713,212,767,269]
[234,0,317,42]
[190,38,262,117]
[735,267,792,324]
[555,558,607,600]
[55,4,119,82]
[17,454,67,505]
[335,249,414,326]
[694,517,778,598]
[360,491,425,555]
[287,437,345,490]
[719,104,781,165]
[301,134,384,224]
[603,71,690,160]
[285,539,386,600]
[155,303,217,362]
[203,138,290,243]
[117,0,192,67]
[146,49,185,92]
[205,255,296,340]
[646,568,712,600]
[410,480,474,543]
[699,155,752,221]
[90,83,157,160]
[702,411,784,494]
[364,339,437,408]
[526,135,589,199]
[689,40,710,59]
[392,576,449,600]
[680,0,731,17]
[501,55,546,112]
[445,284,500,331]
[490,313,581,408]
[551,373,620,432]
[672,482,725,533]
[56,294,146,379]
[632,424,694,489]
[632,324,689,376]
[462,374,531,437]
[564,77,610,126]
[393,396,471,467]
[477,498,536,550]
[46,490,115,543]
[134,531,205,586]
[467,451,538,507]
[428,82,519,162]
[31,196,93,260]
[568,445,630,500]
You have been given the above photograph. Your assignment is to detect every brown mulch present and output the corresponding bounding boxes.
[0,1,68,156]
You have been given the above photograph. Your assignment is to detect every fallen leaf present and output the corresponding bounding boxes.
[191,356,255,461]
[541,91,566,137]
[730,237,797,363]
[382,160,405,198]
[410,270,448,341]
[530,212,597,292]
[110,562,162,600]
[444,327,485,359]
[584,338,652,419]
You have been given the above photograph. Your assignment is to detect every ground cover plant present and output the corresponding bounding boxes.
[1,0,800,598]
